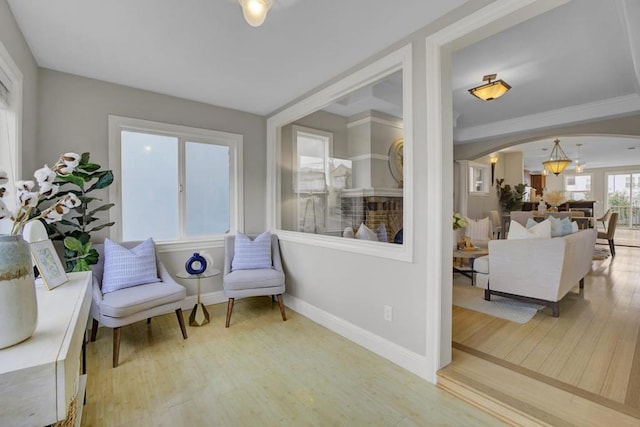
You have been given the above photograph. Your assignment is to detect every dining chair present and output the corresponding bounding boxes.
[597,212,618,256]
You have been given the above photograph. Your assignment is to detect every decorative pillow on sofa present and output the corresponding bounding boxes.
[343,227,355,238]
[509,219,551,240]
[375,223,388,242]
[464,217,492,241]
[355,223,378,241]
[102,238,159,294]
[232,231,272,271]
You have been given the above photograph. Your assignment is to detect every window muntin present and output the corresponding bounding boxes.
[109,116,242,243]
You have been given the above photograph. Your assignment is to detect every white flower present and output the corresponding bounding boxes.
[34,166,56,185]
[16,180,35,191]
[39,182,60,199]
[42,203,69,224]
[0,170,8,185]
[18,190,38,208]
[0,199,10,220]
[62,193,81,208]
[53,152,80,176]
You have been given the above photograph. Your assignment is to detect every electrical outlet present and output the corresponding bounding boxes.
[384,305,393,322]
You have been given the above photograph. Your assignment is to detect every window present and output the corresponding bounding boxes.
[109,116,243,243]
[564,174,591,201]
[468,163,490,194]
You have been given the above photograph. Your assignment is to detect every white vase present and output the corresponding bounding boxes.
[0,234,38,349]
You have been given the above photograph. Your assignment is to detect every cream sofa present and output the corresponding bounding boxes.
[474,229,596,317]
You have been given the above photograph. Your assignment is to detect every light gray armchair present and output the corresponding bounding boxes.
[90,241,188,367]
[223,234,286,327]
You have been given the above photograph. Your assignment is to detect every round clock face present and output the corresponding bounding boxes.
[388,138,404,186]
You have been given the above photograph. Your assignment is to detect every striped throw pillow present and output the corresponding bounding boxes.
[101,238,159,294]
[465,217,492,241]
[231,231,272,271]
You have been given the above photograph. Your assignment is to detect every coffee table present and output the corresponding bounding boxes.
[453,248,488,286]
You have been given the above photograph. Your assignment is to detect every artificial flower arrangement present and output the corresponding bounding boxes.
[0,153,82,235]
[542,190,566,208]
[453,212,467,230]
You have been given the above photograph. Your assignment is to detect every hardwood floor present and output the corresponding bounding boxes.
[83,298,503,426]
[451,244,640,423]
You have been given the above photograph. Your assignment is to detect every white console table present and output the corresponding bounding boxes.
[0,271,92,427]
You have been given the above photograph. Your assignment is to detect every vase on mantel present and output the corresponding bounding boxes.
[0,234,38,349]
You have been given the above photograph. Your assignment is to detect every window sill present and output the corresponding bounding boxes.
[155,236,225,253]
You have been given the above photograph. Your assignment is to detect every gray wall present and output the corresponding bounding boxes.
[0,0,38,174]
[37,69,266,237]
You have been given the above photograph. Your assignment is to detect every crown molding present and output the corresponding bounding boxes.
[454,93,640,143]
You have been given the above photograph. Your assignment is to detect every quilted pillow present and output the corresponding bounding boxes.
[355,223,378,241]
[375,223,388,242]
[232,231,272,271]
[101,238,159,294]
[464,217,492,241]
[509,219,551,240]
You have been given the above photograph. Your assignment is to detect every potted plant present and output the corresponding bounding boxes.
[496,179,526,212]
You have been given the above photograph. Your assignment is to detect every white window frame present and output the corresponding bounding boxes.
[108,115,243,249]
[266,45,413,262]
[563,173,592,200]
[0,40,23,217]
[468,162,490,195]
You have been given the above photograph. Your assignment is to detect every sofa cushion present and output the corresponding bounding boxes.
[465,217,492,241]
[232,231,272,270]
[474,255,489,274]
[100,280,186,318]
[223,268,284,291]
[509,219,551,240]
[101,238,159,294]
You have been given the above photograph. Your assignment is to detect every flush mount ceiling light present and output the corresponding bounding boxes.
[468,74,511,101]
[542,139,572,176]
[239,0,273,27]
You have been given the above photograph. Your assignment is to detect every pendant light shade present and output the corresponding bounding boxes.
[468,74,511,101]
[542,139,572,176]
[239,0,273,27]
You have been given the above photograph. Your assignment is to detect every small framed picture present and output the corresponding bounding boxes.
[30,239,68,290]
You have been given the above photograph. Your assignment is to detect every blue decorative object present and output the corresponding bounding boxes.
[186,252,207,275]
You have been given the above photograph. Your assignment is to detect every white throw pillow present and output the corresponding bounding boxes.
[508,219,551,240]
[355,223,378,241]
[464,217,492,241]
[343,227,355,238]
[571,221,579,233]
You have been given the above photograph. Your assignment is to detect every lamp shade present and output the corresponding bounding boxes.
[542,139,572,176]
[468,74,511,101]
[239,0,272,27]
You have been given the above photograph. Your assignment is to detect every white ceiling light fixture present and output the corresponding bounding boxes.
[574,143,585,173]
[468,74,511,101]
[239,0,273,27]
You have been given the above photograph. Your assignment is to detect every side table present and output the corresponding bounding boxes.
[453,248,488,286]
[176,269,221,326]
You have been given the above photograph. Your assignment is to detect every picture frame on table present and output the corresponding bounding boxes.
[29,239,68,290]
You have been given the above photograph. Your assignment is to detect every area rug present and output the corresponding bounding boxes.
[592,247,610,261]
[452,282,544,324]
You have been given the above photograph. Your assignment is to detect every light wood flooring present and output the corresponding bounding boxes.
[451,244,640,422]
[82,298,504,427]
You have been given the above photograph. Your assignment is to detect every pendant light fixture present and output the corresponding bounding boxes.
[239,0,273,27]
[468,74,511,101]
[574,143,585,173]
[542,139,572,176]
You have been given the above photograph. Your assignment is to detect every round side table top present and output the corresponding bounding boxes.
[175,269,221,279]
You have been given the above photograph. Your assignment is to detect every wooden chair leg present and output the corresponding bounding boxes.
[113,327,121,368]
[277,294,287,321]
[579,278,584,289]
[175,309,188,339]
[225,298,235,328]
[147,318,151,324]
[90,318,99,342]
[609,239,615,256]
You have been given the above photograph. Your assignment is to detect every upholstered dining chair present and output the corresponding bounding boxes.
[597,208,612,231]
[489,210,502,239]
[597,212,619,256]
[90,240,188,367]
[223,233,286,327]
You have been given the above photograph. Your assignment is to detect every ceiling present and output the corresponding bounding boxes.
[6,0,465,116]
[6,0,640,170]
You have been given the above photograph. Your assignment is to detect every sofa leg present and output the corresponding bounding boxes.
[484,289,491,301]
[113,327,121,368]
[225,298,235,328]
[277,294,287,321]
[90,318,99,342]
[551,302,560,317]
[175,309,188,339]
[147,318,152,324]
[579,278,584,289]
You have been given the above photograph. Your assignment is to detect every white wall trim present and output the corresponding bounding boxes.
[267,44,414,263]
[346,115,404,130]
[156,238,225,253]
[424,0,569,382]
[455,93,640,143]
[283,294,430,380]
[349,153,390,162]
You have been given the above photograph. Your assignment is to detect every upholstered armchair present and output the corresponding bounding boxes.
[223,233,286,327]
[90,240,188,367]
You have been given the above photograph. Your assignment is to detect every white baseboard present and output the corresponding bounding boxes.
[181,291,227,310]
[283,294,431,382]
